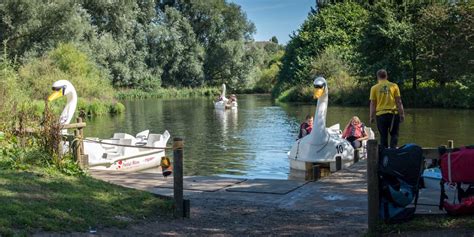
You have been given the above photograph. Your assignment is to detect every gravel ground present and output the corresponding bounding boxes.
[96,198,367,237]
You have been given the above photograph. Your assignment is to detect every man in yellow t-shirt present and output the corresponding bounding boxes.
[369,69,405,148]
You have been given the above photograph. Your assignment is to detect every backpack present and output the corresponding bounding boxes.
[378,144,424,223]
[439,146,474,215]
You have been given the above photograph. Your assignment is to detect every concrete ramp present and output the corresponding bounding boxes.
[157,176,246,192]
[226,179,308,195]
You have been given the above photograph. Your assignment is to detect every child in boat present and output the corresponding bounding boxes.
[230,94,237,102]
[298,115,313,139]
[342,116,369,148]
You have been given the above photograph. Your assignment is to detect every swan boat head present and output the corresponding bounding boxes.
[313,76,327,100]
[47,80,77,126]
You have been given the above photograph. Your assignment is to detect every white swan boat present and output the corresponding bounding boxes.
[47,80,170,172]
[215,84,237,110]
[288,77,355,171]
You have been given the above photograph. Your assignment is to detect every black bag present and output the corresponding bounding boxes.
[379,144,424,223]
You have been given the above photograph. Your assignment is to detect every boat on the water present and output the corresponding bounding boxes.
[47,80,171,172]
[215,84,237,110]
[288,77,375,171]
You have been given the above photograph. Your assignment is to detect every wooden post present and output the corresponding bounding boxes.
[76,118,85,155]
[173,137,185,218]
[367,139,379,234]
[447,140,454,149]
[313,165,321,180]
[335,156,342,171]
[73,129,81,165]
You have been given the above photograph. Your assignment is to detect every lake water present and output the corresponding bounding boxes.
[85,94,474,179]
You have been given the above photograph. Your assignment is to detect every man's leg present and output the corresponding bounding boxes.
[376,114,390,148]
[389,114,400,148]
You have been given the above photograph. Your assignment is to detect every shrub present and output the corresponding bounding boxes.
[19,43,114,101]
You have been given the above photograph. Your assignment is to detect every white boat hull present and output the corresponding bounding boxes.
[89,150,165,172]
[215,101,237,110]
[84,130,170,172]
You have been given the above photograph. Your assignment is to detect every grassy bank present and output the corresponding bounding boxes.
[116,87,221,100]
[276,84,474,109]
[376,214,474,235]
[0,168,171,236]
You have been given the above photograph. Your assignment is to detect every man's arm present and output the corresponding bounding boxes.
[395,97,405,122]
[370,100,376,124]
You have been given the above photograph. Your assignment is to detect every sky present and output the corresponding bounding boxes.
[230,0,315,44]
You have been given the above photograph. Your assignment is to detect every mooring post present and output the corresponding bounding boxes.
[367,139,379,234]
[173,137,185,218]
[335,156,342,171]
[73,129,81,165]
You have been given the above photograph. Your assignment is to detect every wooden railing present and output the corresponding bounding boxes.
[366,139,454,234]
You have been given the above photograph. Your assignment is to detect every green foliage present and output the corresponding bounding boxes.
[416,2,474,87]
[115,87,221,100]
[275,1,473,108]
[274,2,368,96]
[19,43,114,100]
[1,0,260,91]
[358,2,414,84]
[150,7,205,87]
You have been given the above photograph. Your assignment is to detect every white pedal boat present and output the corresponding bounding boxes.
[47,80,171,172]
[85,130,170,172]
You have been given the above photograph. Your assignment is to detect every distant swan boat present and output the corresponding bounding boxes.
[215,84,237,110]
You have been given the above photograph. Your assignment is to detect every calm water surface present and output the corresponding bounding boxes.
[86,95,474,179]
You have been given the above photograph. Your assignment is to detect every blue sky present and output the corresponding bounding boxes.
[230,0,315,44]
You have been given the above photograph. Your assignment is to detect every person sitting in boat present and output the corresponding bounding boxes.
[342,116,368,148]
[230,94,237,102]
[298,115,313,139]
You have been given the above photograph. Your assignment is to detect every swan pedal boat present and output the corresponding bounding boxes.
[288,77,374,172]
[214,83,238,110]
[47,80,171,172]
[85,130,170,172]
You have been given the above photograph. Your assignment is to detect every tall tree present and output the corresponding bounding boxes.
[417,2,474,87]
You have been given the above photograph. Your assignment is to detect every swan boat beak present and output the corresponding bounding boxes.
[313,87,324,99]
[48,90,63,101]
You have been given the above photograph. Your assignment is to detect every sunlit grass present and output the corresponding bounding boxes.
[0,168,172,236]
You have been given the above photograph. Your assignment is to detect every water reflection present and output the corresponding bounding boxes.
[84,95,474,179]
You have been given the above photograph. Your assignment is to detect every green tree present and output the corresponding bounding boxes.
[270,36,278,44]
[358,2,414,84]
[417,2,474,87]
[274,2,367,95]
[149,7,204,87]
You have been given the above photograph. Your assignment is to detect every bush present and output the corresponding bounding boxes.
[115,87,221,100]
[19,43,114,101]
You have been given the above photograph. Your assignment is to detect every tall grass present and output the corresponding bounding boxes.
[116,87,221,100]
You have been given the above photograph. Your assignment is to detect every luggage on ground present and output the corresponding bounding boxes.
[378,144,424,223]
[439,146,474,215]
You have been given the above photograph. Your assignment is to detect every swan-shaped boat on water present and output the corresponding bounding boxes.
[47,80,170,172]
[214,84,237,110]
[288,77,355,171]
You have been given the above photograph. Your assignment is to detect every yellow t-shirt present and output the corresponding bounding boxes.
[369,80,401,116]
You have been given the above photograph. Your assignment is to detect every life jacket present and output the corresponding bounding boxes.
[379,144,424,223]
[439,146,474,215]
[298,122,312,139]
[342,123,365,139]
